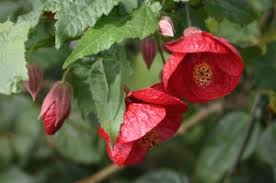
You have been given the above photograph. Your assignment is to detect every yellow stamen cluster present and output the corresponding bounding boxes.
[141,129,160,148]
[193,62,213,87]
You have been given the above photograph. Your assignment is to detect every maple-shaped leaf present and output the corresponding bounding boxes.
[43,0,122,48]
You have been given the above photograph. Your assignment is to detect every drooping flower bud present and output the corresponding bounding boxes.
[39,82,72,135]
[159,16,174,37]
[24,64,43,101]
[140,37,157,69]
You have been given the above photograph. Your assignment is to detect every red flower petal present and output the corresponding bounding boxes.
[98,128,133,166]
[42,103,58,135]
[123,140,148,165]
[165,31,228,54]
[180,53,241,102]
[118,103,166,143]
[163,53,202,101]
[210,35,244,76]
[39,82,61,119]
[55,83,72,124]
[129,85,187,112]
[155,112,182,142]
[162,53,186,90]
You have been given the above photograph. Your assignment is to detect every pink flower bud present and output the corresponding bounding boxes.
[140,37,157,69]
[24,64,43,101]
[159,16,174,37]
[39,82,72,135]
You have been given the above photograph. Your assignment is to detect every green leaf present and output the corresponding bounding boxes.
[0,1,20,22]
[258,123,276,168]
[71,64,96,119]
[126,53,164,90]
[88,45,130,143]
[196,112,260,183]
[204,0,257,25]
[18,0,42,27]
[120,0,138,13]
[253,42,276,90]
[63,1,161,69]
[205,18,260,47]
[43,0,122,48]
[52,114,104,164]
[0,168,34,183]
[135,169,189,183]
[0,20,30,95]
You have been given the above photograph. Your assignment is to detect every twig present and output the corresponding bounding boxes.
[177,102,223,134]
[75,102,223,183]
[226,92,264,179]
[76,164,122,183]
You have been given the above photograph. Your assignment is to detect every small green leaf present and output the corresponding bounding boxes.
[43,0,122,48]
[204,0,257,25]
[63,1,161,69]
[135,169,189,183]
[0,20,30,95]
[196,112,260,183]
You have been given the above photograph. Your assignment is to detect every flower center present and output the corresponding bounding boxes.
[193,62,213,87]
[141,129,160,149]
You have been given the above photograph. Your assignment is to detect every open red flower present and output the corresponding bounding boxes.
[163,27,244,103]
[39,81,72,135]
[99,83,187,166]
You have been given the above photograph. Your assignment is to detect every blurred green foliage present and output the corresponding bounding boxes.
[0,0,276,183]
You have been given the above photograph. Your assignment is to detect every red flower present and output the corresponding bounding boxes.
[99,83,187,166]
[163,27,244,103]
[39,82,72,135]
[24,64,43,101]
[140,37,157,69]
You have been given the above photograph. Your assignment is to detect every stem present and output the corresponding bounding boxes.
[226,92,264,180]
[177,102,223,135]
[156,35,166,65]
[76,164,122,183]
[185,1,192,27]
[61,68,71,83]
